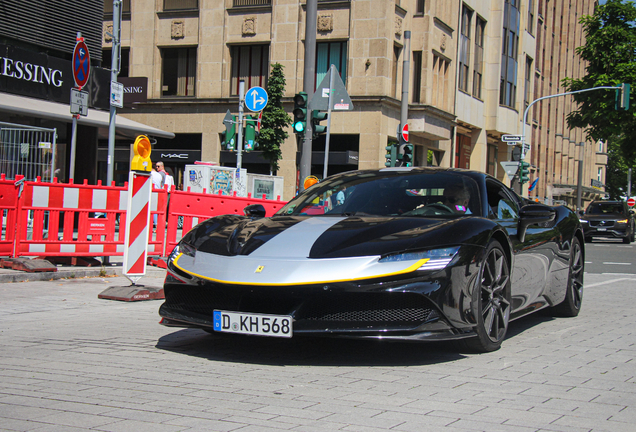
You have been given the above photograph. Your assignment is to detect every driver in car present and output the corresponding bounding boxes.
[442,185,471,214]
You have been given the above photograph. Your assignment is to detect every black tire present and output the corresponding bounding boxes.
[551,237,584,317]
[461,240,511,353]
[584,237,592,243]
[623,237,631,244]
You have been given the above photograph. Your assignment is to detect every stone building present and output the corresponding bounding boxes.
[104,0,602,203]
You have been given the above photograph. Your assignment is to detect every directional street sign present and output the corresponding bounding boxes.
[72,39,91,89]
[245,86,268,112]
[500,161,520,178]
[312,65,354,111]
[502,134,523,144]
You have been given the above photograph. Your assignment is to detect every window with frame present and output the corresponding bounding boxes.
[459,6,472,93]
[230,45,269,97]
[164,0,198,11]
[524,56,533,120]
[102,47,130,77]
[500,0,520,108]
[528,0,534,35]
[412,51,422,103]
[162,47,196,97]
[415,0,425,15]
[432,53,450,111]
[104,0,130,14]
[473,16,485,99]
[315,41,348,90]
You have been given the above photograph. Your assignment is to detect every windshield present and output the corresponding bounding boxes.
[585,202,625,215]
[278,170,482,217]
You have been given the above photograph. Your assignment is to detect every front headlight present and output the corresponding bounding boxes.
[617,219,629,224]
[579,219,588,223]
[168,242,196,263]
[379,246,460,271]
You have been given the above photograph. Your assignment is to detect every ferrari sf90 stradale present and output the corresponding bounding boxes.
[159,168,584,352]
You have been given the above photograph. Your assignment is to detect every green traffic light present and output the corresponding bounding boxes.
[294,121,305,132]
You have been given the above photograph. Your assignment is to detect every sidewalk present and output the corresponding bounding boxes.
[0,256,166,283]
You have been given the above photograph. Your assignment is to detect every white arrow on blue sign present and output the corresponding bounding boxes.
[245,86,268,112]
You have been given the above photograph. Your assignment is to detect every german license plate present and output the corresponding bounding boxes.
[597,228,607,231]
[213,310,293,338]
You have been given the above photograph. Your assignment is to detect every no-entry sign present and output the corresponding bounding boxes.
[401,124,409,142]
[628,198,635,207]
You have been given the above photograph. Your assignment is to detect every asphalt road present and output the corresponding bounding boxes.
[584,239,636,274]
[1,268,636,432]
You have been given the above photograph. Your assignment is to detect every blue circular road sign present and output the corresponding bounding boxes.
[245,86,268,112]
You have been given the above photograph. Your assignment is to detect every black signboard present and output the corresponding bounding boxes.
[0,44,109,109]
[119,77,148,106]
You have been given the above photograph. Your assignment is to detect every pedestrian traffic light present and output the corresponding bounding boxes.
[615,83,630,111]
[311,110,328,138]
[293,92,308,135]
[244,115,257,151]
[401,143,413,166]
[221,115,236,151]
[385,143,397,167]
[519,161,531,184]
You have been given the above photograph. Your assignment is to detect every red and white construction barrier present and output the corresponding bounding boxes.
[122,171,152,278]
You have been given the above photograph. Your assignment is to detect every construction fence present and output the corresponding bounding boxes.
[0,174,287,260]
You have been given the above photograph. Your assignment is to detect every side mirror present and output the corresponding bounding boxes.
[518,204,556,242]
[243,204,266,218]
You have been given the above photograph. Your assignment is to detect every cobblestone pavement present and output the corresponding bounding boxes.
[0,273,635,431]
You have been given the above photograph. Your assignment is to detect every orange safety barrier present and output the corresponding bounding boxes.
[164,188,287,256]
[0,174,23,256]
[12,177,168,258]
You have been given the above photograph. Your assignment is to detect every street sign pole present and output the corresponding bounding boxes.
[322,65,335,180]
[107,0,122,186]
[237,81,244,170]
[300,0,317,188]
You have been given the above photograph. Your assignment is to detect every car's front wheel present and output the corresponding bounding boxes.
[551,237,583,317]
[462,240,511,353]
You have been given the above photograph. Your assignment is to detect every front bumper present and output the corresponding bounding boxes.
[159,269,477,342]
[583,226,630,239]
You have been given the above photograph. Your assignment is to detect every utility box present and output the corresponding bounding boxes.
[247,174,284,200]
[184,164,247,197]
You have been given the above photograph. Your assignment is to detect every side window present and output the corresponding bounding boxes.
[486,179,520,220]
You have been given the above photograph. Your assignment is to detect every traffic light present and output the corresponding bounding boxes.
[221,115,236,150]
[401,143,413,166]
[244,115,257,151]
[519,161,531,185]
[311,110,328,138]
[293,92,308,135]
[385,143,397,167]
[616,83,630,111]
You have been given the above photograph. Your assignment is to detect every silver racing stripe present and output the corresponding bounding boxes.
[248,217,347,258]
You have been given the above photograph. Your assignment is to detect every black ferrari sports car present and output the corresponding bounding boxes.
[159,168,584,352]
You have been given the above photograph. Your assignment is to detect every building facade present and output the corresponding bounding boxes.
[105,0,602,203]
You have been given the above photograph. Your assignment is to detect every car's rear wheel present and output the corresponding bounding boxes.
[551,237,583,317]
[462,240,511,353]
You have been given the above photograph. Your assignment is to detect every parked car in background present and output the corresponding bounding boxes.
[580,200,635,244]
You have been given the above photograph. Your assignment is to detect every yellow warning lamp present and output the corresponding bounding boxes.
[131,135,152,172]
[303,175,319,190]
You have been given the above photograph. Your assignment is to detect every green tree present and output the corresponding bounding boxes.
[606,137,636,199]
[563,0,636,159]
[258,63,292,173]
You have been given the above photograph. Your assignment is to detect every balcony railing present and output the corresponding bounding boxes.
[233,0,271,6]
[232,0,349,6]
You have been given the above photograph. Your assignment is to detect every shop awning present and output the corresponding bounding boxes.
[0,93,175,139]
